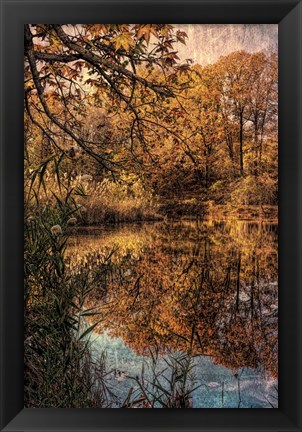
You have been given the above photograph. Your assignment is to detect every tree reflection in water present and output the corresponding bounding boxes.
[67,220,278,379]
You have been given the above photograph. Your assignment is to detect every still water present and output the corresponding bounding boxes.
[67,220,278,408]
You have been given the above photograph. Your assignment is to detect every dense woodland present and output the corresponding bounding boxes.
[24,24,278,408]
[25,24,278,223]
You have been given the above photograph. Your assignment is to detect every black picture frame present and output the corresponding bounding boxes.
[0,0,301,431]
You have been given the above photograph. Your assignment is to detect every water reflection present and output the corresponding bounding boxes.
[67,220,278,379]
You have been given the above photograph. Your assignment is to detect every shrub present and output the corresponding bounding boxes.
[230,174,277,206]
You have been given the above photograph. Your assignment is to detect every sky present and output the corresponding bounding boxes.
[173,24,278,65]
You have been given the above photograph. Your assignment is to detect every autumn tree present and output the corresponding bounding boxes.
[25,25,278,212]
[150,51,278,205]
[24,24,190,176]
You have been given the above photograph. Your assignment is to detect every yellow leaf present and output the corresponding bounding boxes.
[112,32,134,51]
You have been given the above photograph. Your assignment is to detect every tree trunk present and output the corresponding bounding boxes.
[235,253,242,312]
[239,111,244,176]
[254,118,259,177]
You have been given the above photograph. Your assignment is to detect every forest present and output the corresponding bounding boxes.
[24,24,278,408]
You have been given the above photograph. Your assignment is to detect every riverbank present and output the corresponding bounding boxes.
[204,203,278,221]
[78,202,278,226]
[158,200,277,221]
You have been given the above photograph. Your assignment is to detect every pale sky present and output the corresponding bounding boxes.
[173,24,278,65]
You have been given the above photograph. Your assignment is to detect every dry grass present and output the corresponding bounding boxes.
[25,170,162,225]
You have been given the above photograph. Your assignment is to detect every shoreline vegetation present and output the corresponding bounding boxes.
[64,205,278,231]
[77,203,278,226]
[24,24,278,408]
[25,171,278,226]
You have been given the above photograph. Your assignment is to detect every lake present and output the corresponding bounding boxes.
[66,219,278,408]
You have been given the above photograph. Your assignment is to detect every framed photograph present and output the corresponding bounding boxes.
[1,0,301,431]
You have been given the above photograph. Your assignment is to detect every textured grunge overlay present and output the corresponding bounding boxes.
[24,24,278,408]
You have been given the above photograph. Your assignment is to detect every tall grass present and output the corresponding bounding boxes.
[25,167,162,225]
[122,349,201,408]
[24,198,115,407]
[79,177,162,225]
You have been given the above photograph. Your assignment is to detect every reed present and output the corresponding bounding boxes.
[123,348,201,408]
[24,197,113,407]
